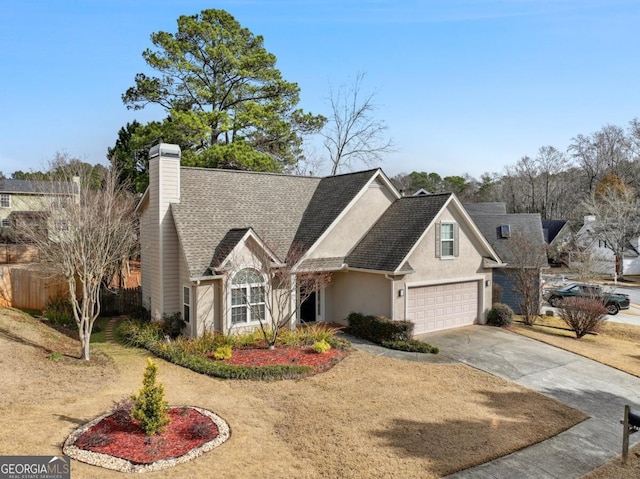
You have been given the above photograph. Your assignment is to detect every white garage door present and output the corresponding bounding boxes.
[407,281,479,335]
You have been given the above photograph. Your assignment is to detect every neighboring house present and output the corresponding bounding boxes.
[574,215,640,276]
[542,219,572,266]
[137,143,504,338]
[0,178,79,241]
[465,203,547,314]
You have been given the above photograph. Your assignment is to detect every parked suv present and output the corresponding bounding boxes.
[543,283,630,315]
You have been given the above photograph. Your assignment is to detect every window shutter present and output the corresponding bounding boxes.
[435,222,441,258]
[453,223,459,257]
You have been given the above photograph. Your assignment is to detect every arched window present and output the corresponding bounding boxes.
[230,268,266,324]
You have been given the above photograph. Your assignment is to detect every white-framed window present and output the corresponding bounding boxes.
[0,194,10,208]
[436,222,459,258]
[183,286,191,323]
[0,218,9,227]
[230,268,266,324]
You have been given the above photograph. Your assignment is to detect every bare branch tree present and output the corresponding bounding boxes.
[504,231,548,325]
[581,175,640,281]
[321,72,394,175]
[16,164,137,360]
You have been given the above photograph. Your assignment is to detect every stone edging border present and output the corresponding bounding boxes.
[63,406,231,473]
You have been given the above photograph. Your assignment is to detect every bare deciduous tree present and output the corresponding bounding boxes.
[569,124,633,193]
[321,72,394,175]
[581,175,640,281]
[505,231,548,325]
[17,165,137,360]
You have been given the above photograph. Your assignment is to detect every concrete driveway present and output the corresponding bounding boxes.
[414,326,640,478]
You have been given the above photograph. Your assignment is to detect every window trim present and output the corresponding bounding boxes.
[229,268,267,325]
[0,218,9,227]
[0,194,10,208]
[435,221,459,259]
[183,285,191,323]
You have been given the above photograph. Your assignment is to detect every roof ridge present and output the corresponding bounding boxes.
[179,166,320,180]
[399,192,453,199]
[323,168,380,179]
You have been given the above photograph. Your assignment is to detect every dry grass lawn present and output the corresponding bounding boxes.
[511,315,640,478]
[0,307,586,478]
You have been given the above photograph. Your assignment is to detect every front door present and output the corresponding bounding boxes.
[300,291,316,323]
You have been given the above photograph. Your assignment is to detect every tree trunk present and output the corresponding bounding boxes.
[81,332,91,360]
[617,252,625,281]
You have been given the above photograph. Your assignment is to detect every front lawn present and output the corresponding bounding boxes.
[511,315,640,377]
[511,315,640,477]
[0,307,586,478]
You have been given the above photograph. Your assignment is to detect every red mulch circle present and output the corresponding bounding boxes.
[211,346,347,373]
[75,408,218,464]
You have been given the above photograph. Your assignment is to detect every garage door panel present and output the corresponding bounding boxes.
[408,281,479,334]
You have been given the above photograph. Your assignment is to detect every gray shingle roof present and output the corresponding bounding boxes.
[469,213,545,266]
[346,193,451,272]
[463,202,507,215]
[542,219,568,244]
[210,228,252,269]
[0,178,76,195]
[172,168,321,278]
[289,169,379,258]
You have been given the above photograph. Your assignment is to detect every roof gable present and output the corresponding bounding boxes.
[211,227,284,272]
[346,193,452,272]
[288,169,383,259]
[346,193,503,273]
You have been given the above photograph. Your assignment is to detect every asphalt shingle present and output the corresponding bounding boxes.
[347,193,452,272]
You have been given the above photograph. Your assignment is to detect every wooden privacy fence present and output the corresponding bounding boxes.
[99,286,142,316]
[0,265,142,315]
[0,265,68,310]
[0,244,39,264]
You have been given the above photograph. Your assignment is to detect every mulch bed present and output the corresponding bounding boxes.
[64,406,231,473]
[214,346,348,373]
[75,407,217,464]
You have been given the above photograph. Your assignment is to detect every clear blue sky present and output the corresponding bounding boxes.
[1,0,639,179]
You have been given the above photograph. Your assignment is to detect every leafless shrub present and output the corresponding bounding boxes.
[111,396,135,425]
[188,419,214,440]
[558,297,607,338]
[78,430,113,448]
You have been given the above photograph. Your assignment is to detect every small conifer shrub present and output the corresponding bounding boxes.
[131,358,170,436]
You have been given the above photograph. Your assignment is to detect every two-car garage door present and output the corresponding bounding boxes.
[407,281,479,335]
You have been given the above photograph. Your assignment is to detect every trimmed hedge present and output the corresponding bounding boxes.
[346,312,438,355]
[346,312,414,343]
[380,339,439,354]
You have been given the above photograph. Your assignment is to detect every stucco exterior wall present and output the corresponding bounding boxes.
[308,179,396,259]
[328,271,391,324]
[392,206,492,323]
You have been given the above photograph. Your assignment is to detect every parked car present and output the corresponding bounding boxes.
[542,283,630,315]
